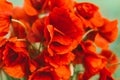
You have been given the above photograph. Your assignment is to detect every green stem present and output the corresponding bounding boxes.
[107,62,120,67]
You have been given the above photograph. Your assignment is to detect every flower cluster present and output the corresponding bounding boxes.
[0,0,119,80]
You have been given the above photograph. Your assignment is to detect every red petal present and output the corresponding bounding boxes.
[100,50,119,73]
[94,33,109,49]
[75,2,98,19]
[3,65,25,78]
[23,0,39,16]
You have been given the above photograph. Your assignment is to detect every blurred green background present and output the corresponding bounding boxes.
[2,0,120,80]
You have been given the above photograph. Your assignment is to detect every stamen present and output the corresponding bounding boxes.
[82,29,96,40]
[11,19,28,34]
[70,63,74,76]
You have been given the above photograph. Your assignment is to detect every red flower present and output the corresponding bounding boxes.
[53,65,71,80]
[49,0,74,11]
[83,51,107,79]
[94,19,118,49]
[27,18,45,42]
[44,50,75,67]
[23,0,48,16]
[75,2,98,19]
[99,67,114,80]
[49,7,84,40]
[29,65,71,80]
[73,40,96,65]
[0,0,13,37]
[0,37,35,78]
[75,2,104,29]
[33,49,75,68]
[83,18,118,49]
[73,41,107,79]
[11,7,38,38]
[44,25,77,55]
[100,50,119,74]
[30,0,46,10]
[29,66,54,80]
[44,7,84,55]
[12,7,38,24]
[0,0,118,80]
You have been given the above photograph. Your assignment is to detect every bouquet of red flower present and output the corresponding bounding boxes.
[0,0,119,80]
